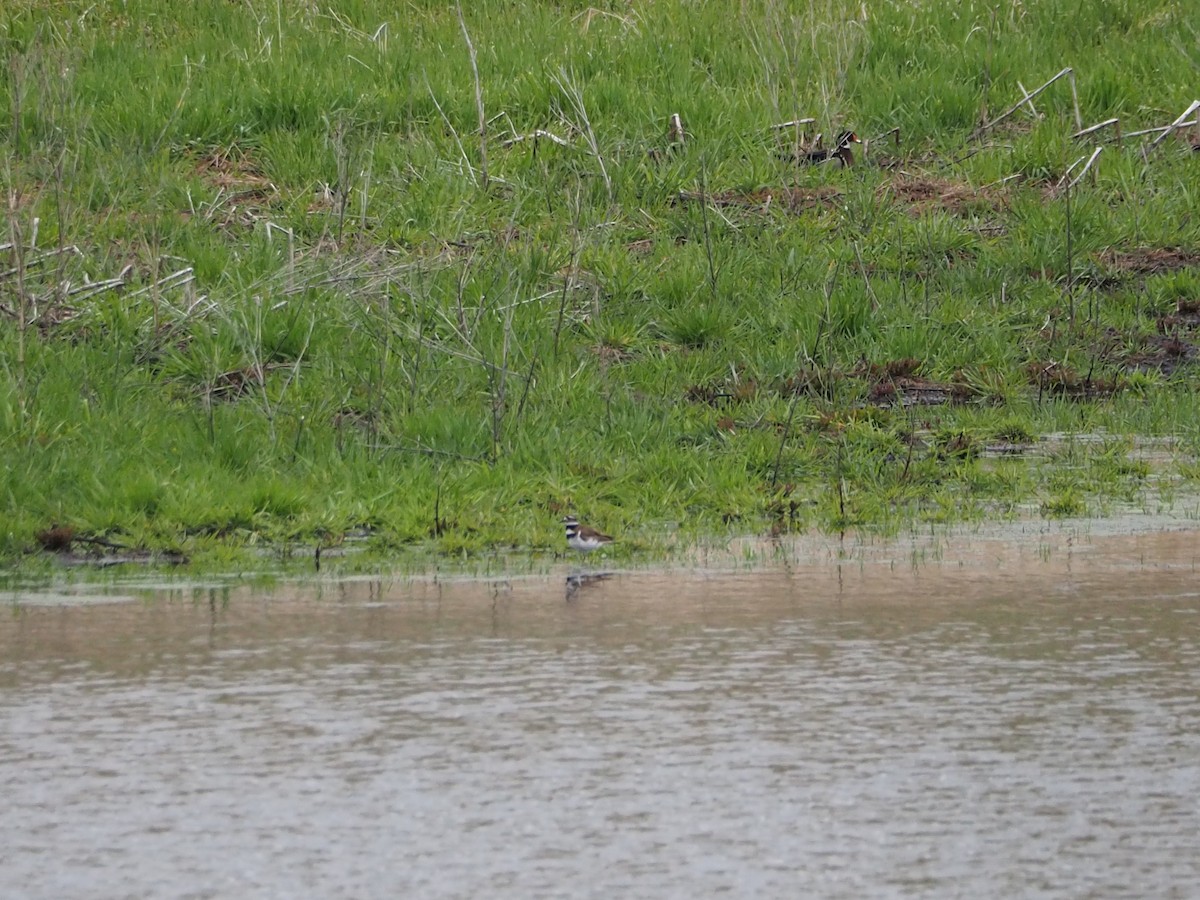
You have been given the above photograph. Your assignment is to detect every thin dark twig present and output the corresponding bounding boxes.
[835,439,847,539]
[1065,178,1075,327]
[513,354,538,425]
[553,186,583,355]
[770,389,802,488]
[433,481,443,537]
[853,241,879,311]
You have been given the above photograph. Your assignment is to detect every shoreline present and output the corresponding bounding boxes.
[5,508,1199,608]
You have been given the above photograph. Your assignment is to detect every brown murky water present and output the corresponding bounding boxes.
[3,523,1200,898]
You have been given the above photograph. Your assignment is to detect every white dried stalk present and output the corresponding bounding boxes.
[770,118,816,130]
[552,68,611,200]
[456,3,488,188]
[123,267,195,301]
[1150,99,1200,148]
[1072,118,1119,139]
[1067,146,1103,189]
[1067,70,1082,130]
[668,113,685,145]
[977,67,1073,135]
[1016,81,1041,119]
[424,75,476,186]
[1121,118,1199,139]
[500,129,573,148]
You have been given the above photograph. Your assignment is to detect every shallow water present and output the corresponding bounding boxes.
[3,524,1200,898]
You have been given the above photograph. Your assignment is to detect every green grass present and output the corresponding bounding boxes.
[4,0,1200,568]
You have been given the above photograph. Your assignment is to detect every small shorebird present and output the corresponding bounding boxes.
[562,515,615,554]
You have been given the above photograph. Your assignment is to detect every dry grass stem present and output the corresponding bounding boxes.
[1015,81,1041,119]
[500,130,572,148]
[1149,99,1200,149]
[975,67,1073,137]
[1066,146,1103,190]
[1120,118,1198,140]
[1073,118,1119,139]
[770,118,816,131]
[668,113,686,146]
[457,3,488,188]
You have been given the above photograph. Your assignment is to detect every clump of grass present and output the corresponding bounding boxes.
[1042,491,1087,518]
[661,305,728,349]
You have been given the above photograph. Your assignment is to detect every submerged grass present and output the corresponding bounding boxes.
[4,0,1200,568]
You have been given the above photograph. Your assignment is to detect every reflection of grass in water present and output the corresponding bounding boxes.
[4,0,1200,567]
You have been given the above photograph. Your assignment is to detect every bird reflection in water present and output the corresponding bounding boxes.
[565,572,613,600]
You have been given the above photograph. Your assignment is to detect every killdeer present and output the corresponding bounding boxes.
[562,515,615,553]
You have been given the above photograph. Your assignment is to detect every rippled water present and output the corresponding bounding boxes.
[3,525,1200,898]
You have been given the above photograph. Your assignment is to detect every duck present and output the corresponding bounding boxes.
[803,130,862,167]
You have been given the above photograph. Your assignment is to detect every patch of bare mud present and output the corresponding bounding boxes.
[192,147,274,195]
[881,176,1005,216]
[855,358,976,407]
[188,146,279,229]
[684,375,759,407]
[31,524,188,568]
[773,358,980,408]
[1100,247,1200,276]
[1157,298,1200,333]
[1112,329,1198,376]
[1070,321,1200,377]
[1027,360,1122,400]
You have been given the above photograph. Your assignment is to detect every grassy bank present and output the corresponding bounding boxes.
[3,0,1200,567]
